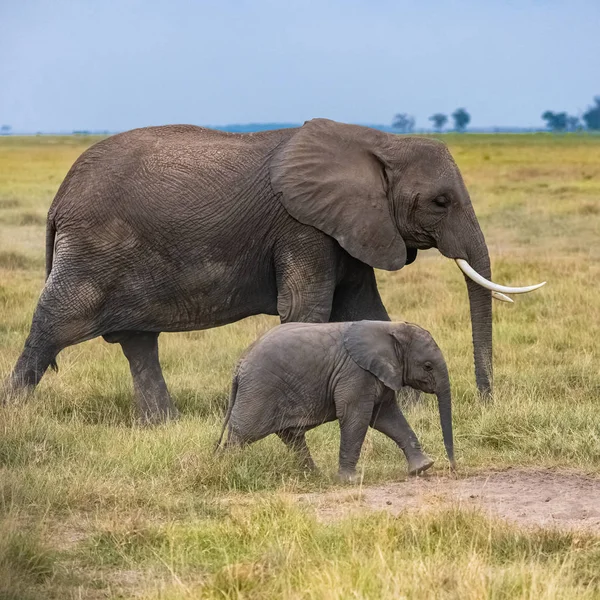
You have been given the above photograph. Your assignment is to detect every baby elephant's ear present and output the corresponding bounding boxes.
[343,322,405,391]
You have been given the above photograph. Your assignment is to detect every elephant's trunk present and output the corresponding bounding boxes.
[465,235,493,399]
[436,372,456,469]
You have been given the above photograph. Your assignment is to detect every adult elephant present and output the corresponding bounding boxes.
[5,119,544,422]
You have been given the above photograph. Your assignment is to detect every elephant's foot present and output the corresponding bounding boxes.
[3,343,58,405]
[477,387,493,404]
[2,376,35,405]
[300,455,318,473]
[135,395,180,426]
[338,469,360,484]
[406,452,434,476]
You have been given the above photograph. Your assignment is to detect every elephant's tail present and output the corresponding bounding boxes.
[45,216,56,281]
[45,216,59,373]
[215,370,240,451]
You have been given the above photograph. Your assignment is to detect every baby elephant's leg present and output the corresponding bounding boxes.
[371,396,434,475]
[221,429,249,450]
[336,397,374,482]
[277,428,317,471]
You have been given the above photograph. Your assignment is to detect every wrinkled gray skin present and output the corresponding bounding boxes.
[6,119,491,423]
[217,321,455,479]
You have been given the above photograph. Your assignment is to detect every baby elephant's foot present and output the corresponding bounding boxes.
[302,457,318,472]
[407,452,435,476]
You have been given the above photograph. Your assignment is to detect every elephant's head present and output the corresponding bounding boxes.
[270,118,545,397]
[343,321,455,469]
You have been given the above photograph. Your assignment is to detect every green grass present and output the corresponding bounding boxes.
[80,504,600,599]
[0,520,55,600]
[1,134,600,598]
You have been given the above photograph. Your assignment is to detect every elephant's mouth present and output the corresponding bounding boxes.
[454,258,546,303]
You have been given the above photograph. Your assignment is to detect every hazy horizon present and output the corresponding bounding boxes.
[1,0,599,133]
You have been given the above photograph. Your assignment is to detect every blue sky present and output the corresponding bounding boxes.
[1,0,599,132]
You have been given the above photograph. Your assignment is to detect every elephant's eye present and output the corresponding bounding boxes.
[424,361,433,371]
[433,195,450,208]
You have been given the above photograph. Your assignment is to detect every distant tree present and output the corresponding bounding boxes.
[392,113,415,133]
[541,111,568,132]
[451,108,470,132]
[582,96,600,130]
[429,113,448,133]
[0,125,11,135]
[541,111,553,130]
[566,115,581,132]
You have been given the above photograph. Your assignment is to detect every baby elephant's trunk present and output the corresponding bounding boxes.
[436,371,456,470]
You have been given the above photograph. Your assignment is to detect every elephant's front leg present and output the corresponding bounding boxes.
[370,392,434,476]
[329,261,390,322]
[275,233,337,323]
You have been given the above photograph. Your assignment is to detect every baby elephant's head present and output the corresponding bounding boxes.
[401,324,448,396]
[343,321,454,469]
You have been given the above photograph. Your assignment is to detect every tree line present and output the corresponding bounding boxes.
[393,108,470,134]
[3,96,600,135]
[542,96,600,132]
[392,95,600,133]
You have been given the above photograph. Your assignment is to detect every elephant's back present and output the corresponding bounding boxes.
[89,124,297,162]
[49,124,297,225]
[241,323,347,377]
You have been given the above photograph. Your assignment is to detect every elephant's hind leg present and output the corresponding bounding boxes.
[6,315,60,398]
[5,279,100,400]
[106,331,178,425]
[220,429,249,449]
[277,428,317,471]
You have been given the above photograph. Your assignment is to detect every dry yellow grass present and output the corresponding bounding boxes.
[1,133,599,599]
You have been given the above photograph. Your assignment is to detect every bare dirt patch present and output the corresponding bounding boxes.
[296,469,600,532]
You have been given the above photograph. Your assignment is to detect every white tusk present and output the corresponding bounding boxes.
[492,291,514,303]
[455,259,546,294]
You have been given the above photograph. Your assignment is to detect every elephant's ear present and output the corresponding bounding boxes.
[343,321,408,391]
[270,119,407,271]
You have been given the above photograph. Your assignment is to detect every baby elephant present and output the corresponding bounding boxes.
[217,321,455,479]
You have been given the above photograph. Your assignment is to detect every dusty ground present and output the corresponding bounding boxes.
[296,469,600,532]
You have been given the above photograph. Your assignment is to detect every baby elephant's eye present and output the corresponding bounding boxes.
[433,195,450,208]
[424,361,433,371]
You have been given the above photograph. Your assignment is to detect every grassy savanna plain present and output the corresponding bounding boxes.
[0,133,599,599]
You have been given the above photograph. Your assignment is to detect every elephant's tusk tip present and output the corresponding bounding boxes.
[492,291,514,303]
